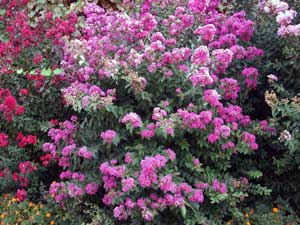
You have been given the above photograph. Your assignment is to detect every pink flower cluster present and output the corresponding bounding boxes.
[121,112,143,128]
[259,0,300,36]
[50,175,99,203]
[100,130,117,144]
[62,81,115,112]
[43,116,95,165]
[99,150,220,221]
[77,146,93,159]
[0,133,8,148]
[219,78,240,100]
[212,179,227,194]
[242,67,259,89]
[44,117,101,203]
[194,24,216,42]
[139,105,176,138]
[189,67,213,87]
[177,109,213,130]
[242,131,259,150]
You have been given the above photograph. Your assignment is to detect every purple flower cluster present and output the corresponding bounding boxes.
[99,151,226,221]
[45,117,100,204]
[100,130,117,144]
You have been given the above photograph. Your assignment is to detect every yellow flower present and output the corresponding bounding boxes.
[0,214,5,219]
[36,211,40,216]
[273,207,279,213]
[15,210,19,215]
[245,213,249,218]
[50,221,55,225]
[29,202,34,207]
[246,222,251,225]
[46,213,51,218]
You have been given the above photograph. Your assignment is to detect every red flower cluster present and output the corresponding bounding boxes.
[9,161,37,190]
[19,88,29,96]
[16,132,37,148]
[40,153,56,167]
[0,133,9,147]
[18,161,37,174]
[15,189,27,201]
[0,0,77,75]
[12,172,29,188]
[0,88,24,122]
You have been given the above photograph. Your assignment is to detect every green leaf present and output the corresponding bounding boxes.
[41,68,52,77]
[0,9,6,15]
[180,205,187,219]
[53,68,63,75]
[246,170,263,179]
[16,69,24,74]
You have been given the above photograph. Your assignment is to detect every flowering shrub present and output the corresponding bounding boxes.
[0,0,76,205]
[40,0,275,223]
[262,78,300,210]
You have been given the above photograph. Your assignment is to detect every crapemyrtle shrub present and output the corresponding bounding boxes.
[222,0,300,213]
[39,0,280,224]
[0,0,77,200]
[226,0,300,93]
[263,78,300,211]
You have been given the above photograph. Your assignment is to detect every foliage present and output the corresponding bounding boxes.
[263,80,300,210]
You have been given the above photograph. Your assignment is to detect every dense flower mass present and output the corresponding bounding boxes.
[98,151,229,221]
[43,0,267,221]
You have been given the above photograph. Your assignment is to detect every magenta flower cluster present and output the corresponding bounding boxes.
[44,118,101,203]
[99,150,227,221]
